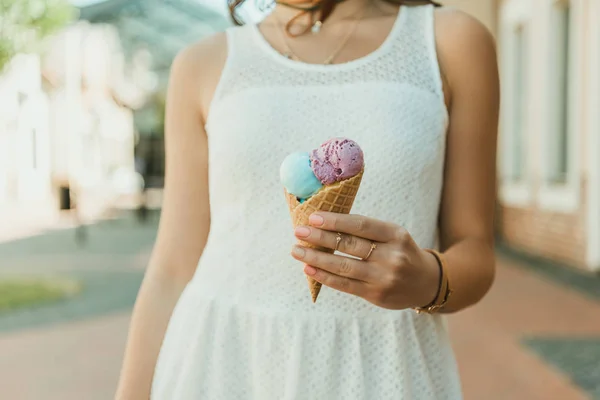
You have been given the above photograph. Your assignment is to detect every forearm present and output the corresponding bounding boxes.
[115,266,190,400]
[439,237,495,313]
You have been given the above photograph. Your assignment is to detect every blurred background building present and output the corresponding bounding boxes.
[0,0,230,224]
[444,0,599,274]
[493,0,599,273]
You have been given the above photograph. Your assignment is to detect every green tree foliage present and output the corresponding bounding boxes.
[0,0,76,69]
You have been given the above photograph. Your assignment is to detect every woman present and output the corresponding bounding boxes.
[116,0,499,398]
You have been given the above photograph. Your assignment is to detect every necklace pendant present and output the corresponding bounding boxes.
[311,20,322,34]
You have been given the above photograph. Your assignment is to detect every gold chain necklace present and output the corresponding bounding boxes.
[274,4,368,65]
[275,0,348,34]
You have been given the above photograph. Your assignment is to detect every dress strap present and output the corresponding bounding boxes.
[209,25,249,108]
[394,5,445,98]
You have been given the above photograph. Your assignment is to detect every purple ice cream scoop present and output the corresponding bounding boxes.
[310,138,364,185]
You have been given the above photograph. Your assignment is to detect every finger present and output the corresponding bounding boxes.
[309,212,398,243]
[304,265,366,298]
[291,246,374,282]
[294,226,382,260]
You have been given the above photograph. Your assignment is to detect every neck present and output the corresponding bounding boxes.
[274,0,372,24]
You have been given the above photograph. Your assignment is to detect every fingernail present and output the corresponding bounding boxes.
[292,246,306,258]
[304,265,317,276]
[309,214,324,226]
[295,227,310,238]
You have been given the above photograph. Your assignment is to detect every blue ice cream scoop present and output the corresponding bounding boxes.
[280,151,323,200]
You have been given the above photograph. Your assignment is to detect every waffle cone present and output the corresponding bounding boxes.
[285,170,364,303]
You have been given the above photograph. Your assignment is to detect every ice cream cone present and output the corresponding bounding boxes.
[285,169,364,303]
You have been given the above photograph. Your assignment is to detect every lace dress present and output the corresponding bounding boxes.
[151,5,462,399]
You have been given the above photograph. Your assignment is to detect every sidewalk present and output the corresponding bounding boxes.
[0,203,62,243]
[0,201,102,245]
[449,252,600,400]
[0,188,164,244]
[0,312,131,400]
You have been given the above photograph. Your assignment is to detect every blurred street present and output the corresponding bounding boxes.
[0,213,153,400]
[0,215,598,400]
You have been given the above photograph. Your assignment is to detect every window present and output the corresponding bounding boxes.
[586,0,600,269]
[507,24,529,182]
[546,0,571,184]
[31,128,37,170]
[498,0,534,206]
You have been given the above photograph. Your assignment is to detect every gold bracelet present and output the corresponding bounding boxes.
[413,249,452,314]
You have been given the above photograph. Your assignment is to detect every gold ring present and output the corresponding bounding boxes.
[335,233,342,252]
[363,242,377,261]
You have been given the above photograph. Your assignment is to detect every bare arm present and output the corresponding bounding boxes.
[115,34,226,399]
[435,9,500,312]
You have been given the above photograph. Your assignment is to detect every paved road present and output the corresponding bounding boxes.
[0,213,154,334]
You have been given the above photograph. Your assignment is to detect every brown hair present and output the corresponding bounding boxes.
[228,0,441,26]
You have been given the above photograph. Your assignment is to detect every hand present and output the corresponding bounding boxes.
[291,212,441,310]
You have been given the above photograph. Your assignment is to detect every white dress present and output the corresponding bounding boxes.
[151,5,462,399]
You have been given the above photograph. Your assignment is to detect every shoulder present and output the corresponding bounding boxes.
[169,28,234,119]
[433,7,496,49]
[171,30,229,84]
[432,8,498,97]
[433,7,497,66]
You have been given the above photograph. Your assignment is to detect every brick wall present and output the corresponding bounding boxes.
[498,183,588,269]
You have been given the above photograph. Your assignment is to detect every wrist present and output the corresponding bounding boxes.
[415,249,442,309]
[413,249,452,314]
